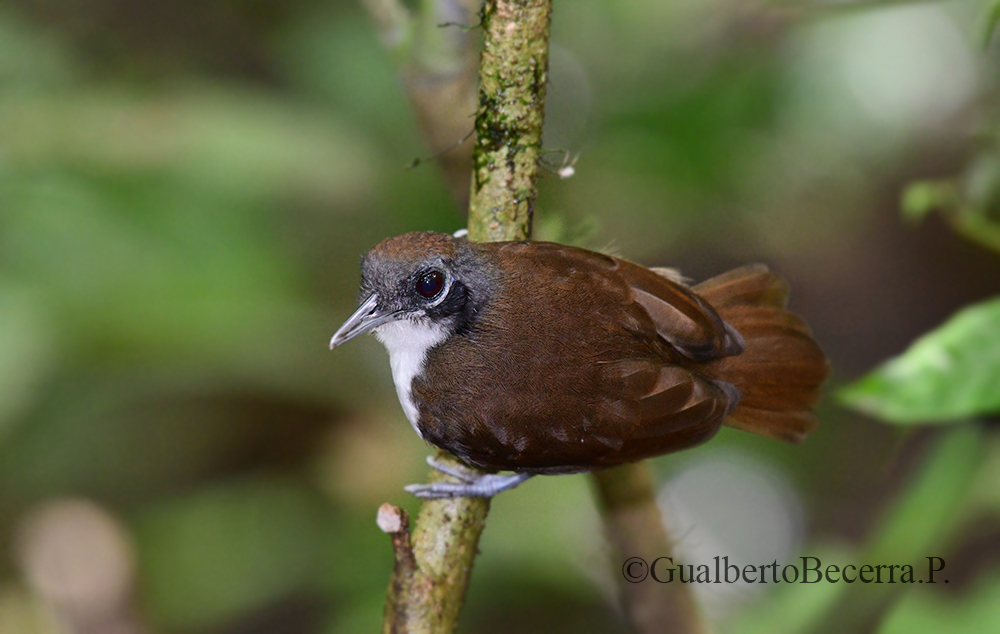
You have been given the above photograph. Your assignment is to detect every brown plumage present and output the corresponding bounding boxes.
[331,232,829,494]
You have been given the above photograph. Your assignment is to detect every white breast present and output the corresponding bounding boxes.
[373,319,449,437]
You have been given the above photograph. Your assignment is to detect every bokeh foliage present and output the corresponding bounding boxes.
[1,1,1000,633]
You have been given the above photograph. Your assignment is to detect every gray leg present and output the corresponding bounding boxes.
[425,455,478,483]
[405,472,532,499]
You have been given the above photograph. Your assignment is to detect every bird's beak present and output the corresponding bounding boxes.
[330,294,398,348]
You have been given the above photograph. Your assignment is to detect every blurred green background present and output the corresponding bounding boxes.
[2,0,1000,632]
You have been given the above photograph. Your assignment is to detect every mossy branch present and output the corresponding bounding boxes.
[467,0,553,241]
[378,451,490,634]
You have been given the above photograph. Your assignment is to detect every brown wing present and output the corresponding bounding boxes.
[611,256,744,362]
[588,361,735,466]
[483,242,744,363]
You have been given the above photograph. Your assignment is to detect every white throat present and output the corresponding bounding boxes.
[374,319,449,436]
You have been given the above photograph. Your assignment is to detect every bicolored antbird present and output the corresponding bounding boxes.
[331,232,828,498]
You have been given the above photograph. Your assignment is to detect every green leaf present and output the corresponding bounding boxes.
[839,297,1000,424]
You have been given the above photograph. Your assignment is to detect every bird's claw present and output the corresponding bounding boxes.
[405,472,532,499]
[425,455,479,483]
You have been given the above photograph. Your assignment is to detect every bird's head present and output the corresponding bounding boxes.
[330,232,493,349]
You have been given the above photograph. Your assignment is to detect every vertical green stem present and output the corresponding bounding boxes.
[467,0,553,242]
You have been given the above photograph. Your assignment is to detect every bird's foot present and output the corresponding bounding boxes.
[424,454,478,482]
[405,462,532,498]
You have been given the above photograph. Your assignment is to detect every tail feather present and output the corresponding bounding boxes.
[723,408,819,444]
[694,265,828,444]
[693,264,788,309]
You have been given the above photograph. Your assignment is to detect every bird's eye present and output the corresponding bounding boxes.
[416,271,445,299]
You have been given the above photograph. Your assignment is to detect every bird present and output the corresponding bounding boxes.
[330,231,828,498]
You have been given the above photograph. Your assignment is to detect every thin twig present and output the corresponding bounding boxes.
[361,0,411,48]
[362,0,482,209]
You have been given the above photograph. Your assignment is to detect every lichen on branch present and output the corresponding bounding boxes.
[379,452,490,634]
[468,0,553,242]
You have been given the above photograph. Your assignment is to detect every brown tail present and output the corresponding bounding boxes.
[693,265,829,443]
